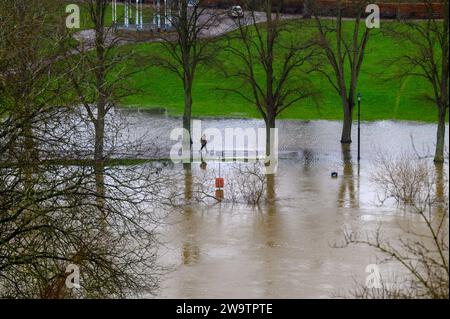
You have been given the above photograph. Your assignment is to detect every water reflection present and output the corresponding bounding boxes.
[301,149,316,171]
[184,163,193,201]
[264,174,279,248]
[157,158,448,298]
[200,159,207,171]
[182,240,200,265]
[251,174,282,295]
[266,174,276,204]
[337,144,358,209]
[435,163,446,202]
[182,164,200,266]
[434,163,448,223]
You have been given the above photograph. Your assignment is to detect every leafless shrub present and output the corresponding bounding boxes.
[344,273,418,299]
[339,154,449,299]
[372,153,441,207]
[190,162,267,205]
[232,162,267,205]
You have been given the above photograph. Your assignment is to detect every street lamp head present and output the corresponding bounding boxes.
[357,92,362,101]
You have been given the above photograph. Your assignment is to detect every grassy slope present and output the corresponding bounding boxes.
[76,6,446,123]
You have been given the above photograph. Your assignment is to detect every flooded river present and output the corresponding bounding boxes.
[118,110,448,298]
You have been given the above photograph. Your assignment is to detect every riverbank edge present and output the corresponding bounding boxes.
[118,105,450,124]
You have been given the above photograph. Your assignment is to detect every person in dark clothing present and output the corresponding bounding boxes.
[200,134,207,153]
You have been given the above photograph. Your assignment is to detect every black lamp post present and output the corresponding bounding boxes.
[357,92,362,162]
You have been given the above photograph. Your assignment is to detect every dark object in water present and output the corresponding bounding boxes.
[331,172,338,178]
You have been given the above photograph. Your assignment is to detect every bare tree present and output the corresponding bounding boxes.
[385,0,449,163]
[222,0,318,164]
[0,0,172,298]
[150,0,223,158]
[68,0,146,211]
[311,0,372,144]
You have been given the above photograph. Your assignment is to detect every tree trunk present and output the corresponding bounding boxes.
[341,99,353,144]
[23,117,37,189]
[266,173,275,204]
[183,78,193,161]
[303,0,312,19]
[434,105,447,163]
[94,105,105,163]
[94,100,106,213]
[265,2,275,160]
[93,2,107,214]
[265,114,276,158]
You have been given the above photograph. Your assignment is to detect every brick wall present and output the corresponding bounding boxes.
[199,0,445,18]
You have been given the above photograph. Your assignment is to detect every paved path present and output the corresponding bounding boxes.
[73,9,300,49]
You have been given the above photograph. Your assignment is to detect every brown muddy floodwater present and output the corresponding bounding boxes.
[120,111,448,299]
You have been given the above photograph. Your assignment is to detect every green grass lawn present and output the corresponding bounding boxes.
[107,18,447,123]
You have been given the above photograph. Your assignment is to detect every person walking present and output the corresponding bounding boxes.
[200,134,207,153]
